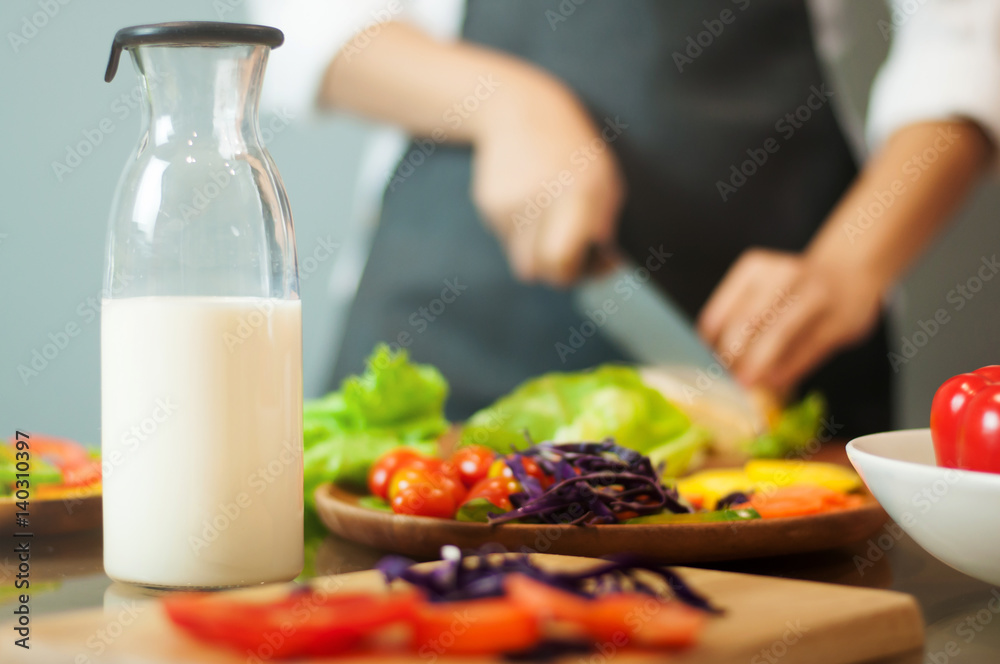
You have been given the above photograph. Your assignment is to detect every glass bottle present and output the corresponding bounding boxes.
[101,22,302,588]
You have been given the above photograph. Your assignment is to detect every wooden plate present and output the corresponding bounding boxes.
[0,489,102,536]
[314,484,888,562]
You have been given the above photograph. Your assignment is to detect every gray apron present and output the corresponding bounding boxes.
[332,0,892,437]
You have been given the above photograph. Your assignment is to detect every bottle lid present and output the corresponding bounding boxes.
[105,21,284,82]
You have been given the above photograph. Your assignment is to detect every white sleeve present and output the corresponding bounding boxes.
[866,0,1000,151]
[249,0,465,118]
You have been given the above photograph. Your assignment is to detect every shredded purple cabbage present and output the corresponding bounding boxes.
[488,439,689,526]
[716,491,753,509]
[376,545,720,613]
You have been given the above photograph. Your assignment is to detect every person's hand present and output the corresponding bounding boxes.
[697,249,883,393]
[469,72,624,287]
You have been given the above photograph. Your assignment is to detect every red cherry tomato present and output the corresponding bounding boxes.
[391,485,457,519]
[387,467,435,502]
[931,366,1000,473]
[450,446,496,488]
[368,448,423,500]
[387,466,465,507]
[488,456,552,488]
[463,476,520,511]
[434,473,467,505]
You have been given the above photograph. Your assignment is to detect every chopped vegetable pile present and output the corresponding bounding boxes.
[363,437,865,525]
[306,345,833,517]
[164,546,716,659]
[1,435,100,499]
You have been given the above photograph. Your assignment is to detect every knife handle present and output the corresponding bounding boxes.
[582,244,621,277]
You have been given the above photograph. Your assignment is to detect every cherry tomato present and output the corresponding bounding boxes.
[450,446,496,488]
[434,473,467,505]
[488,456,552,488]
[387,465,465,505]
[368,448,423,500]
[412,598,540,655]
[391,485,457,518]
[387,467,436,502]
[463,476,520,511]
[163,589,419,658]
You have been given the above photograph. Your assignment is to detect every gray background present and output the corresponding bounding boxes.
[1,1,998,446]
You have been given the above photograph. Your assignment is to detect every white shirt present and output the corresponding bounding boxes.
[252,0,1000,151]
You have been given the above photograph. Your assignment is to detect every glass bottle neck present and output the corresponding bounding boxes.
[131,44,267,153]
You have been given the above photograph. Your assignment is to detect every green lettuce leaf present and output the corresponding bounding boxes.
[748,392,826,459]
[460,365,705,473]
[302,345,449,508]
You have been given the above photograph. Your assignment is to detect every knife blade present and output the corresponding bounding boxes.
[573,257,768,449]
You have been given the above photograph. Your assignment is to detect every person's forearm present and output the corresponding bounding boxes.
[807,120,994,294]
[318,21,563,143]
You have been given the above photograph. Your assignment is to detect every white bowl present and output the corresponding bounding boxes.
[846,429,1000,585]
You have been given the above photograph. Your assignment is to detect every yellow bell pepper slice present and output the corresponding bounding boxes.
[676,469,753,510]
[744,459,861,494]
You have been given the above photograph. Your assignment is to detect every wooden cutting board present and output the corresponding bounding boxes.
[1,555,923,664]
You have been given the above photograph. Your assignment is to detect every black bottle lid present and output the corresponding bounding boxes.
[105,21,283,82]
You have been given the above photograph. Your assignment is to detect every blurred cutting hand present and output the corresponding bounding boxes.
[698,120,993,394]
[321,21,623,287]
[697,249,881,394]
[469,77,623,286]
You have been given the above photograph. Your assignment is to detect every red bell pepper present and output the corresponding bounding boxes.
[930,365,1000,473]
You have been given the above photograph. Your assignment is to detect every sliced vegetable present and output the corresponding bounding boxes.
[168,546,715,660]
[377,545,718,613]
[60,459,102,488]
[678,460,862,510]
[676,469,751,510]
[625,507,760,525]
[0,445,61,491]
[164,589,420,658]
[741,485,863,519]
[1,436,99,497]
[25,434,92,470]
[744,459,861,493]
[748,392,825,458]
[413,598,540,655]
[580,593,707,648]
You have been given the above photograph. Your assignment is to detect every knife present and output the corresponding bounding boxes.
[573,253,769,454]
